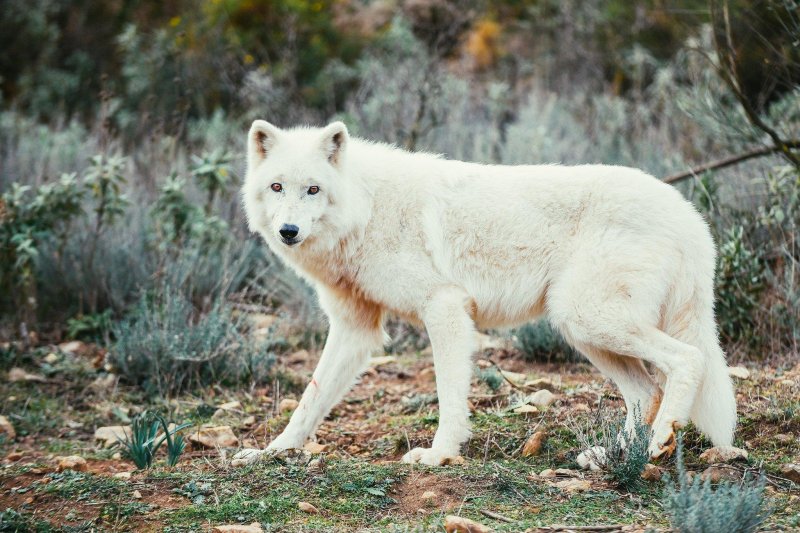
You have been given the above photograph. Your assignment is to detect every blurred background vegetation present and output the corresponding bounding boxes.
[0,0,798,394]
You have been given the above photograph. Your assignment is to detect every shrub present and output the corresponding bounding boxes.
[663,436,771,533]
[108,285,275,396]
[571,404,651,492]
[515,321,574,363]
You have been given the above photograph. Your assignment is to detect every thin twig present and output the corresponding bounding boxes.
[663,141,800,184]
[479,509,515,523]
[536,525,627,532]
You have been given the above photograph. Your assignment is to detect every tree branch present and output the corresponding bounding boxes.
[663,140,800,184]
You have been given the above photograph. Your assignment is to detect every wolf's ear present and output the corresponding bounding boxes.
[320,121,348,167]
[248,120,280,168]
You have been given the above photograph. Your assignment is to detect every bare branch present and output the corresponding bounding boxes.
[664,140,800,184]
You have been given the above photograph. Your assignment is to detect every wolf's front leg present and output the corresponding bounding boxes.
[232,308,383,466]
[403,287,476,466]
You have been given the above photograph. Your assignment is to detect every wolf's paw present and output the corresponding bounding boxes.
[648,423,678,461]
[401,447,463,466]
[231,448,268,467]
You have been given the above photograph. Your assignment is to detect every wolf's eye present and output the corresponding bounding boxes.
[270,183,282,192]
[308,186,320,195]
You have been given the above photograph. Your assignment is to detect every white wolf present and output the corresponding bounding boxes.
[234,120,737,467]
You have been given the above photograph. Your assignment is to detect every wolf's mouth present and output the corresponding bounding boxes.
[281,237,302,246]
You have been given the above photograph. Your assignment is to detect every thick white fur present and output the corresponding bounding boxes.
[234,121,738,466]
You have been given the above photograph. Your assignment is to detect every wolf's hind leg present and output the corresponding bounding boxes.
[577,347,661,442]
[232,296,384,467]
[402,287,476,466]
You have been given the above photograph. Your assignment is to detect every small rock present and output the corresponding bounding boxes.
[521,431,546,457]
[6,451,23,461]
[554,468,579,477]
[699,446,748,464]
[56,455,87,472]
[641,463,663,481]
[554,479,592,493]
[8,367,46,382]
[501,370,527,386]
[212,523,264,533]
[513,405,538,415]
[419,367,436,381]
[780,464,800,484]
[576,446,606,471]
[538,468,556,478]
[58,340,87,355]
[303,442,329,454]
[112,452,122,460]
[572,403,591,413]
[370,355,396,367]
[298,501,319,514]
[523,378,558,391]
[242,415,257,426]
[43,352,60,364]
[444,514,492,533]
[287,350,310,364]
[421,490,437,500]
[94,425,131,447]
[529,389,556,408]
[90,374,117,391]
[217,401,241,411]
[113,472,132,480]
[443,455,466,466]
[188,425,239,448]
[728,366,750,379]
[278,399,299,412]
[132,490,142,499]
[701,466,741,483]
[0,415,16,440]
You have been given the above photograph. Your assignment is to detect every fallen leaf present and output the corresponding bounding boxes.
[444,514,492,532]
[298,501,320,514]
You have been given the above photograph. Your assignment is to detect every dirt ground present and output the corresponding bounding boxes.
[1,341,799,531]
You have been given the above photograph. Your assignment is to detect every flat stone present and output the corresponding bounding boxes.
[287,350,310,364]
[370,355,396,367]
[523,378,559,391]
[444,515,492,533]
[212,523,264,533]
[728,366,750,379]
[113,472,132,480]
[56,455,87,472]
[699,446,748,464]
[421,490,437,500]
[8,367,46,382]
[780,464,800,484]
[554,478,591,493]
[94,426,131,447]
[132,490,142,499]
[298,501,319,514]
[538,468,556,478]
[278,399,299,412]
[188,426,239,448]
[521,431,546,457]
[43,352,60,364]
[529,389,556,408]
[641,463,663,481]
[701,466,741,483]
[217,401,241,411]
[513,405,539,415]
[303,442,329,454]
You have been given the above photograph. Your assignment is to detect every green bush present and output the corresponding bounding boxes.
[515,321,574,363]
[663,436,771,533]
[109,285,275,396]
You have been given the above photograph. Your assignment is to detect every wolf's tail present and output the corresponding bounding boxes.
[665,273,737,447]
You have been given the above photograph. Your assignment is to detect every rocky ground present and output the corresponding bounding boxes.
[0,339,798,531]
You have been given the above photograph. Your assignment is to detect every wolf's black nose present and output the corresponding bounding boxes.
[279,224,299,240]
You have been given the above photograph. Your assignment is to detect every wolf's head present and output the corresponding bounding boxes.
[243,121,351,250]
